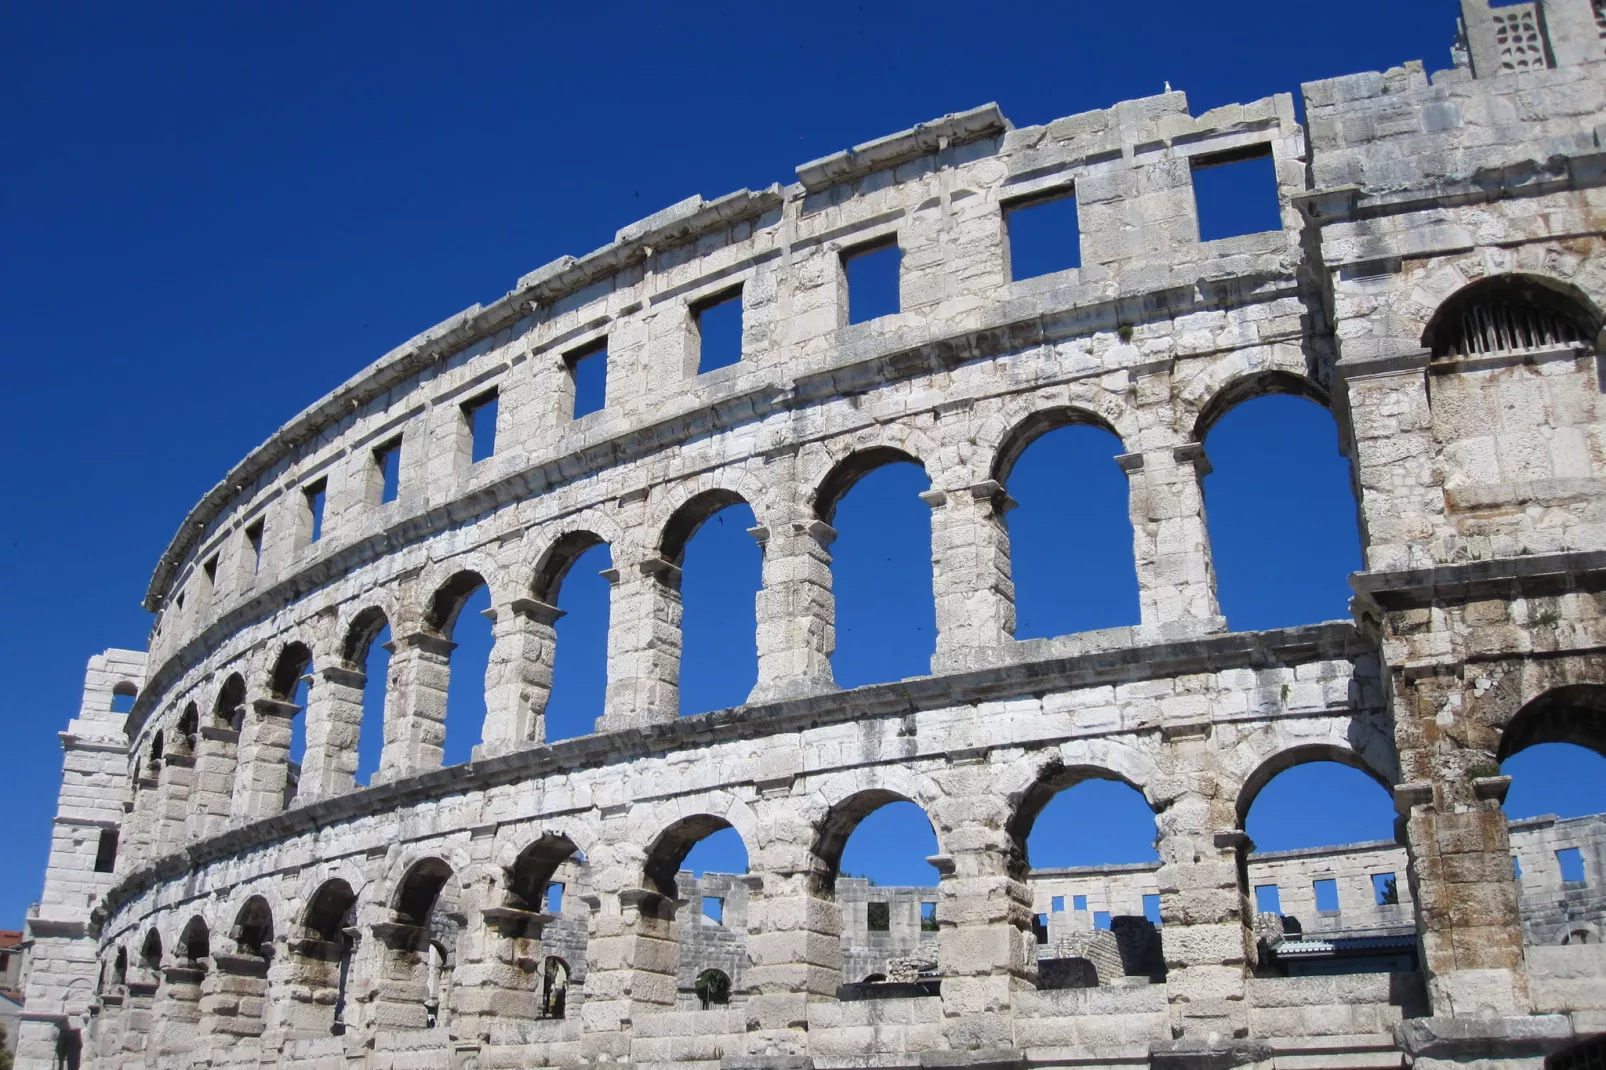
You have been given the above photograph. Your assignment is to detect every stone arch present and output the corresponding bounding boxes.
[649,466,775,555]
[391,857,465,926]
[1175,342,1327,438]
[990,405,1126,488]
[503,833,585,910]
[229,895,275,957]
[811,446,927,524]
[1005,755,1158,876]
[340,605,391,668]
[174,702,198,755]
[491,820,601,878]
[302,879,359,942]
[214,672,247,730]
[658,488,754,567]
[530,530,612,604]
[176,916,210,962]
[425,569,493,637]
[640,799,757,899]
[139,927,163,976]
[810,784,941,896]
[1233,742,1396,830]
[268,641,314,701]
[1191,368,1332,442]
[1422,273,1601,359]
[1496,683,1606,762]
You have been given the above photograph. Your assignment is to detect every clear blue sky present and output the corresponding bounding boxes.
[4,0,1602,927]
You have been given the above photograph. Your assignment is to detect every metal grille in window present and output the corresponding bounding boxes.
[1548,1031,1606,1070]
[1430,281,1593,359]
[1494,7,1548,71]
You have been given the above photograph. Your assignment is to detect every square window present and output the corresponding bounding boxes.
[1313,877,1340,914]
[463,390,499,463]
[843,240,901,324]
[94,829,118,873]
[920,901,938,932]
[1051,895,1065,913]
[1073,895,1088,911]
[1143,893,1162,927]
[303,479,327,543]
[1093,910,1111,930]
[1559,847,1587,885]
[203,555,219,585]
[1005,188,1080,280]
[374,438,402,503]
[1034,913,1049,944]
[1254,884,1282,914]
[694,287,744,373]
[702,896,725,925]
[1372,873,1400,905]
[867,900,890,932]
[567,342,608,418]
[245,520,265,574]
[544,882,564,914]
[1191,146,1281,242]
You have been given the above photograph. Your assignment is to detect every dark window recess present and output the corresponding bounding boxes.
[245,520,265,574]
[1143,894,1162,927]
[304,480,327,543]
[1033,913,1050,944]
[175,591,186,611]
[1559,847,1587,885]
[867,900,890,932]
[1191,146,1281,242]
[568,342,608,418]
[1005,189,1080,280]
[463,391,499,463]
[203,555,218,585]
[920,901,938,932]
[1314,877,1340,913]
[110,685,136,714]
[695,288,744,373]
[374,439,402,503]
[1254,884,1282,914]
[94,829,119,873]
[844,241,902,324]
[545,882,564,914]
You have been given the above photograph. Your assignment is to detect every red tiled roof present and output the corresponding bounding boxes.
[0,930,22,949]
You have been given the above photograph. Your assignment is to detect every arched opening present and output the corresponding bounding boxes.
[1009,767,1161,988]
[429,570,493,767]
[215,674,246,733]
[386,859,464,1031]
[541,956,570,1019]
[168,916,211,1026]
[641,817,751,1010]
[1238,751,1408,977]
[110,681,138,714]
[1199,380,1360,631]
[533,533,613,742]
[1498,686,1606,948]
[175,703,198,756]
[112,947,128,988]
[1422,275,1600,359]
[343,608,391,786]
[995,412,1137,638]
[695,968,730,1009]
[661,492,760,715]
[231,896,274,959]
[493,833,588,1018]
[816,792,941,995]
[177,917,210,963]
[270,642,314,802]
[139,929,162,981]
[815,450,934,687]
[297,879,358,1034]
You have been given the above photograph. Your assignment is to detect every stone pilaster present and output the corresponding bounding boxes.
[232,697,296,820]
[1120,445,1224,637]
[297,663,366,801]
[478,597,563,757]
[152,753,194,856]
[375,630,454,780]
[599,558,682,731]
[749,520,838,703]
[742,835,840,1057]
[188,722,240,840]
[927,483,1016,675]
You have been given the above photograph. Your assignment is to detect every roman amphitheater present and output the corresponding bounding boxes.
[16,1,1606,1067]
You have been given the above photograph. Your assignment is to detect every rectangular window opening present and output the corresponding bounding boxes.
[1559,847,1587,885]
[303,479,327,543]
[374,438,402,503]
[1514,855,1524,880]
[1143,893,1162,927]
[1372,873,1400,905]
[867,900,890,932]
[203,555,218,585]
[1005,187,1080,281]
[702,895,725,925]
[1313,877,1340,914]
[544,882,564,915]
[843,239,901,324]
[1073,894,1088,912]
[1034,913,1050,944]
[463,390,499,463]
[1191,145,1282,242]
[1093,910,1111,931]
[567,341,608,419]
[1254,884,1282,915]
[694,286,744,373]
[94,829,119,873]
[245,521,265,575]
[1050,895,1065,913]
[920,901,938,932]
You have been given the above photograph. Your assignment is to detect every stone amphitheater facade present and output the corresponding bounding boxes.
[16,1,1606,1067]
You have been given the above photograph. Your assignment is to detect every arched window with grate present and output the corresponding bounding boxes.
[1425,276,1599,360]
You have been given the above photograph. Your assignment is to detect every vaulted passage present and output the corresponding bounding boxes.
[1003,422,1138,638]
[1201,391,1361,630]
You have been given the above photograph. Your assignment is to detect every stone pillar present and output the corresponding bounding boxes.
[206,950,270,1039]
[1156,725,1252,1051]
[749,520,838,704]
[575,839,681,1063]
[479,598,562,757]
[599,559,682,731]
[152,962,205,1059]
[297,664,366,801]
[1392,672,1531,1016]
[189,721,240,841]
[927,483,1016,675]
[232,698,295,820]
[742,826,841,1057]
[376,631,454,781]
[930,771,1034,1052]
[152,754,195,856]
[1120,445,1224,638]
[122,766,160,869]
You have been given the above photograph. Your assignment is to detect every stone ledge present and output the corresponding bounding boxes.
[1394,1014,1575,1059]
[1350,549,1606,611]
